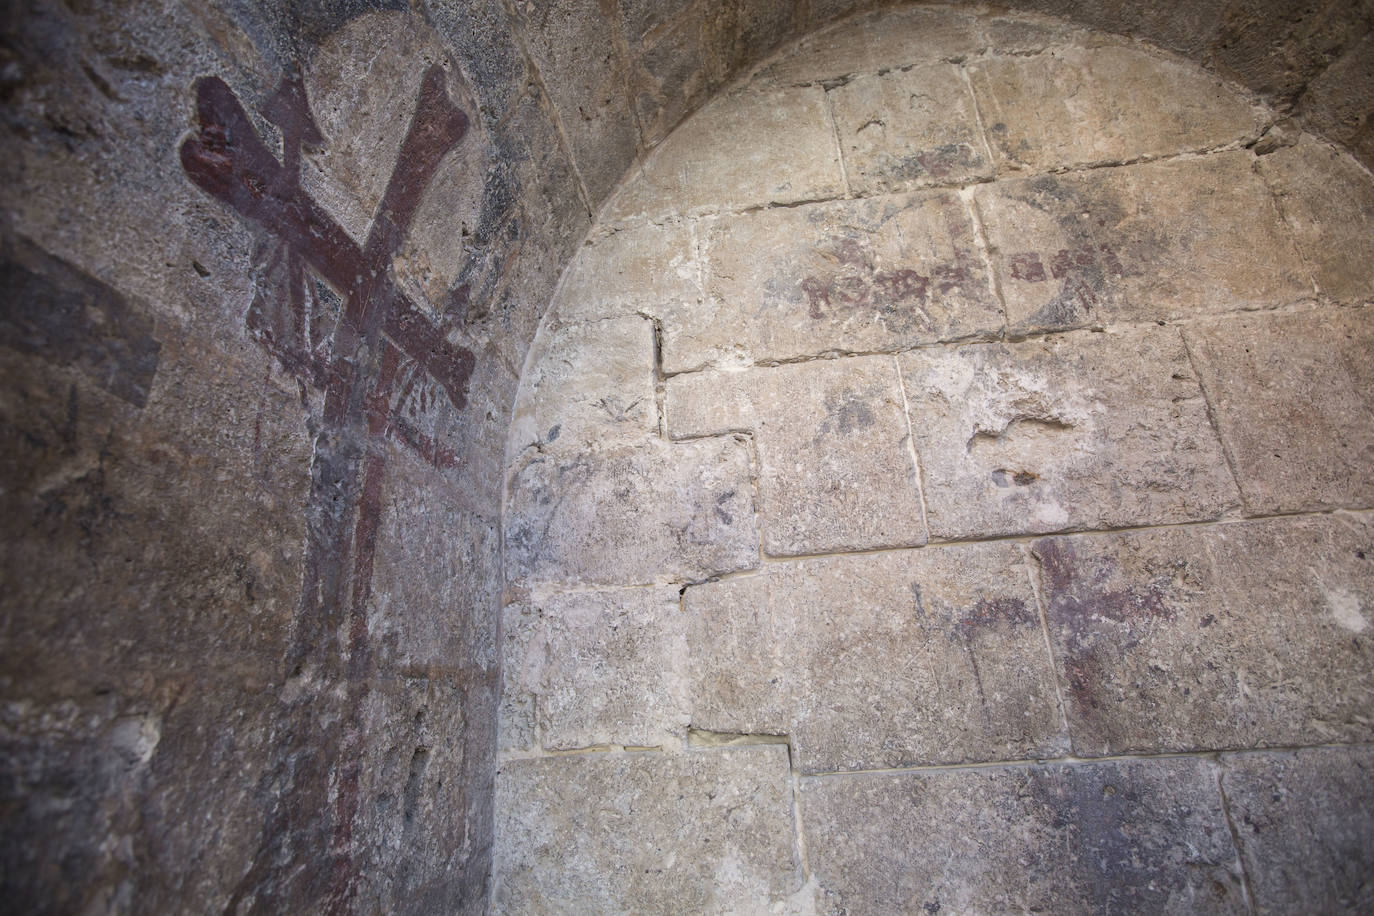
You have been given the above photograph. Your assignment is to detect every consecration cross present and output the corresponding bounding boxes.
[180,64,476,909]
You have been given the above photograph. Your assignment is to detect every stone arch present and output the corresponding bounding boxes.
[0,0,1370,912]
[494,6,1374,911]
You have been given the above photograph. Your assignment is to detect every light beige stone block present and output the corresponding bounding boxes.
[1185,306,1374,514]
[500,586,688,751]
[507,315,657,458]
[1257,134,1374,303]
[1035,515,1374,756]
[666,356,926,555]
[685,543,1066,772]
[800,759,1245,915]
[674,192,1000,371]
[969,45,1264,172]
[494,747,797,913]
[603,86,843,220]
[974,153,1311,333]
[758,6,981,86]
[1221,747,1374,915]
[505,437,759,588]
[898,327,1239,539]
[829,62,993,195]
[550,219,701,326]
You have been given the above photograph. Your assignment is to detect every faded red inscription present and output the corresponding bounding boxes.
[182,64,474,912]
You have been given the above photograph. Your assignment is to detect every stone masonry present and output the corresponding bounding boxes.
[498,6,1374,913]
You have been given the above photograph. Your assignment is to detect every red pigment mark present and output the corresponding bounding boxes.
[1006,245,1125,284]
[182,64,474,912]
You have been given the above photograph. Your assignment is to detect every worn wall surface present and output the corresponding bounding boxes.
[498,6,1374,913]
[1,0,1372,913]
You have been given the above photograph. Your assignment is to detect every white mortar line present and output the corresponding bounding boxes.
[893,356,932,542]
[1020,541,1073,745]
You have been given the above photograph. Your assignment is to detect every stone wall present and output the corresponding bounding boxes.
[0,0,1371,912]
[497,7,1374,912]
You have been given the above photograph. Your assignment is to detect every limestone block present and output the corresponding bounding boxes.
[500,586,688,751]
[829,63,993,195]
[550,219,700,326]
[629,11,711,147]
[666,356,925,555]
[603,85,843,220]
[1034,515,1374,756]
[974,153,1311,333]
[898,328,1238,539]
[977,11,1112,56]
[758,6,981,86]
[685,543,1066,772]
[494,747,797,913]
[1185,306,1374,514]
[800,758,1245,915]
[507,316,657,459]
[1257,135,1374,303]
[504,437,759,588]
[1221,747,1374,915]
[969,45,1264,172]
[677,192,1001,371]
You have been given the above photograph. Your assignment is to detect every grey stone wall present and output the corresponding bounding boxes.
[1,0,1371,912]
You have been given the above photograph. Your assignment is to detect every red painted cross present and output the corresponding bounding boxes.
[180,64,474,467]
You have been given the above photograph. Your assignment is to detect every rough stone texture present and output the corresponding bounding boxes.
[829,63,993,195]
[603,85,844,220]
[1207,0,1374,107]
[1035,516,1374,756]
[1185,306,1374,514]
[682,191,1001,371]
[549,218,701,327]
[1298,29,1374,166]
[514,0,640,205]
[975,153,1311,334]
[505,437,759,588]
[493,747,797,913]
[8,0,1374,909]
[968,45,1266,172]
[1257,134,1374,303]
[758,5,982,86]
[667,357,926,555]
[800,758,1246,915]
[898,328,1239,539]
[1221,746,1374,915]
[506,315,657,458]
[685,544,1067,772]
[500,586,688,751]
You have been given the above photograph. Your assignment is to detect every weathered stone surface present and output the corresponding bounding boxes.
[678,192,1000,371]
[899,328,1238,539]
[1221,746,1374,915]
[969,45,1264,171]
[978,11,1109,55]
[500,586,688,751]
[505,437,759,587]
[515,0,641,205]
[667,356,926,555]
[685,543,1066,772]
[800,758,1246,915]
[1206,0,1373,106]
[758,5,981,86]
[507,315,657,458]
[603,85,843,220]
[974,154,1310,333]
[549,219,700,326]
[494,747,797,913]
[1185,306,1374,514]
[1035,515,1374,756]
[1297,30,1374,166]
[829,63,993,195]
[1257,135,1374,303]
[628,9,712,147]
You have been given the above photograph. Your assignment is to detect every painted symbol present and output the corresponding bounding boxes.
[181,63,477,912]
